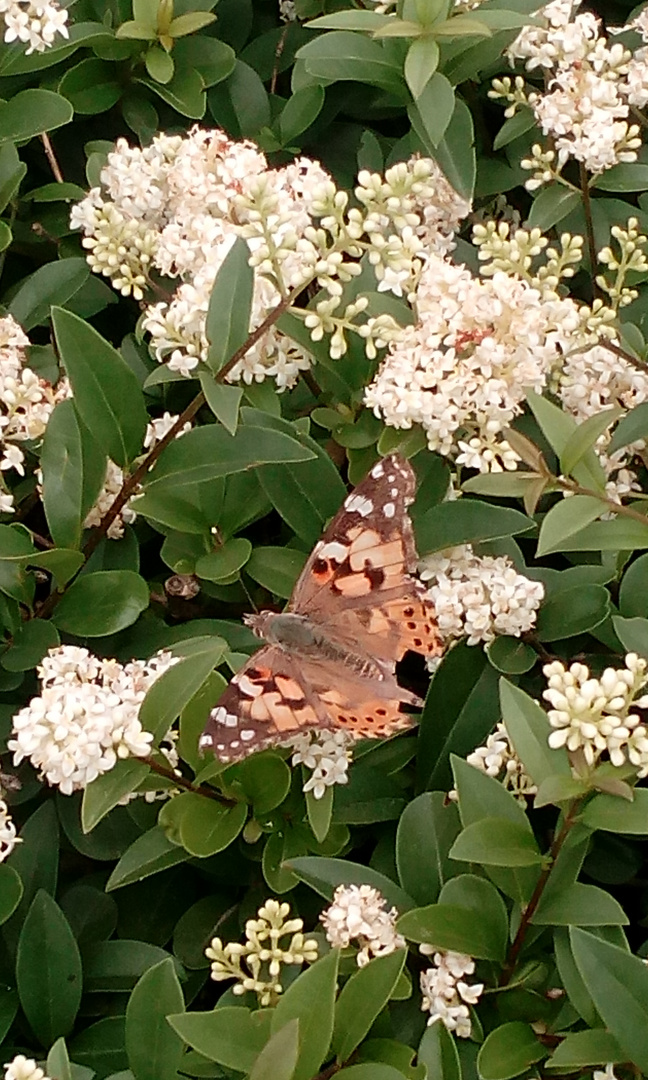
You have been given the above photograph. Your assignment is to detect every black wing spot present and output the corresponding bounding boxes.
[313,557,329,576]
[376,707,387,716]
[407,621,417,630]
[366,565,385,588]
[404,607,414,617]
[413,637,422,647]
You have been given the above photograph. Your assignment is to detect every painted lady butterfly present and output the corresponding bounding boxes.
[200,453,443,762]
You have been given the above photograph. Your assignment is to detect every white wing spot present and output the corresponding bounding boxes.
[383,502,396,518]
[319,540,350,562]
[240,730,256,741]
[345,494,374,517]
[235,674,263,698]
[387,474,395,482]
[212,706,238,728]
[198,733,213,749]
[390,487,398,497]
[230,740,240,749]
[371,462,384,478]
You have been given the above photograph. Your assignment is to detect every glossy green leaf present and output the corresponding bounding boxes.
[40,399,107,549]
[46,1037,72,1080]
[609,401,648,454]
[527,186,580,231]
[536,495,604,557]
[52,570,149,636]
[619,553,648,619]
[17,891,82,1045]
[1,619,59,672]
[271,949,339,1080]
[125,959,184,1080]
[196,539,252,582]
[250,1019,299,1080]
[205,238,253,374]
[235,752,292,813]
[297,32,407,96]
[167,1007,272,1072]
[9,258,89,331]
[395,792,461,906]
[59,58,122,114]
[279,84,325,144]
[139,636,227,740]
[477,1022,545,1080]
[106,827,190,891]
[0,864,23,925]
[3,801,59,952]
[246,546,307,598]
[398,886,507,960]
[582,790,648,833]
[571,927,648,1072]
[450,816,543,866]
[416,500,534,555]
[547,1029,624,1069]
[179,795,247,857]
[535,584,610,641]
[547,517,648,552]
[532,882,628,926]
[52,308,147,467]
[333,949,406,1061]
[82,760,150,833]
[0,88,73,142]
[499,679,571,787]
[199,374,243,435]
[286,857,414,911]
[486,636,537,674]
[137,69,206,119]
[84,939,183,993]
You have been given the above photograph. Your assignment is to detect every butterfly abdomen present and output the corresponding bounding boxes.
[258,611,387,681]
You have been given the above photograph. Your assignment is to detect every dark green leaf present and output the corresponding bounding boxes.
[450,816,543,867]
[527,187,581,231]
[84,939,183,992]
[9,258,89,331]
[297,32,407,96]
[205,238,253,374]
[139,636,227,740]
[583,790,648,834]
[0,88,72,142]
[196,539,252,582]
[59,58,122,114]
[125,959,184,1080]
[619,553,648,619]
[279,85,325,144]
[535,585,610,641]
[499,679,571,787]
[52,570,149,636]
[40,399,107,549]
[398,876,507,961]
[179,796,247,858]
[609,402,648,454]
[106,827,190,891]
[407,72,454,147]
[613,615,648,657]
[396,792,461,906]
[286,857,414,911]
[0,864,23,925]
[17,890,82,1045]
[477,1022,545,1080]
[199,374,243,435]
[69,1017,128,1078]
[1,619,59,671]
[82,760,150,833]
[532,883,628,926]
[246,546,307,598]
[418,1020,461,1080]
[235,753,292,813]
[416,500,534,555]
[547,1029,624,1069]
[486,637,536,675]
[52,308,147,467]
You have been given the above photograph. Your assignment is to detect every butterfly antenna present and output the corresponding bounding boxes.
[240,575,259,614]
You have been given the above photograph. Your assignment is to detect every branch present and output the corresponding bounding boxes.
[144,756,236,806]
[579,162,599,301]
[557,475,648,526]
[41,133,64,184]
[604,338,648,376]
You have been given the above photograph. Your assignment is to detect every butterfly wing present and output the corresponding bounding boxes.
[289,453,442,663]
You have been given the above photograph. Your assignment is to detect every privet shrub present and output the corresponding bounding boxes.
[4,0,648,1079]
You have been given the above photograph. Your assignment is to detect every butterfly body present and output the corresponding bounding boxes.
[200,454,443,763]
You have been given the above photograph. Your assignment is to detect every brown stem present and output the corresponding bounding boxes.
[144,756,236,806]
[557,475,648,526]
[604,339,648,376]
[35,283,305,620]
[500,799,581,986]
[41,133,64,184]
[579,162,599,300]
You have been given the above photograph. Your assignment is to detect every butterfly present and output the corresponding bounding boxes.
[199,453,443,762]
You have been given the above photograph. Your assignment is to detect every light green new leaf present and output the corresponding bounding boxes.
[404,37,439,99]
[52,308,148,467]
[46,1037,72,1080]
[205,237,254,374]
[125,959,184,1080]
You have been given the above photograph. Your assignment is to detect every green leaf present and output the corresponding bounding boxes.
[9,258,89,332]
[593,162,648,191]
[547,1029,624,1069]
[1,619,59,671]
[178,796,247,858]
[526,390,606,491]
[395,792,461,906]
[52,570,149,636]
[125,959,184,1080]
[336,1068,410,1080]
[145,46,174,84]
[486,636,537,674]
[106,827,190,891]
[306,11,393,29]
[398,889,507,960]
[250,1019,299,1080]
[84,940,183,993]
[532,883,628,926]
[560,407,623,477]
[235,753,292,813]
[46,1037,72,1080]
[477,1022,545,1080]
[0,864,23,925]
[546,517,648,553]
[333,949,406,1061]
[297,32,407,96]
[613,615,648,657]
[499,679,571,787]
[59,58,122,114]
[418,1021,461,1080]
[52,308,147,467]
[166,1008,272,1073]
[427,95,475,201]
[246,546,307,598]
[137,68,206,119]
[0,89,72,142]
[69,1016,128,1077]
[17,891,82,1045]
[279,85,325,144]
[41,399,107,549]
[609,402,648,454]
[416,500,534,555]
[407,71,454,148]
[535,584,610,641]
[199,374,243,435]
[208,59,270,137]
[619,553,648,618]
[536,495,604,556]
[450,816,543,866]
[286,857,414,911]
[196,539,252,582]
[404,38,439,99]
[534,774,588,808]
[168,11,217,36]
[140,636,227,740]
[570,926,648,1072]
[527,186,581,231]
[306,785,334,843]
[582,790,648,833]
[205,238,254,374]
[271,949,339,1080]
[82,760,150,833]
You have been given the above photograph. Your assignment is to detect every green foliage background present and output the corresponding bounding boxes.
[3,0,648,1079]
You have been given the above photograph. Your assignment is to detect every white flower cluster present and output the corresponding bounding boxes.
[3,1057,49,1080]
[289,729,353,799]
[364,250,581,470]
[543,654,648,774]
[420,949,484,1038]
[9,645,177,795]
[465,723,537,802]
[419,545,545,646]
[498,0,645,178]
[71,128,469,388]
[205,898,318,1006]
[0,798,19,861]
[0,0,68,54]
[0,314,71,514]
[321,883,405,967]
